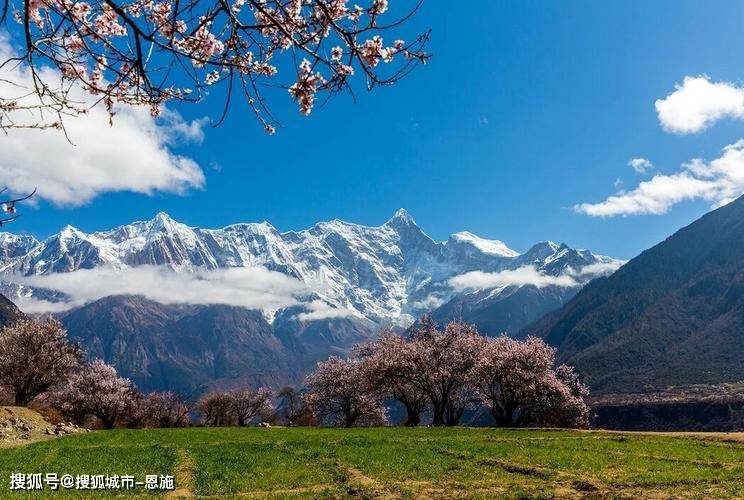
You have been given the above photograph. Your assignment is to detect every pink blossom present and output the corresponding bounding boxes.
[305,356,387,427]
[204,70,220,85]
[52,359,137,429]
[93,4,127,37]
[370,0,388,15]
[0,318,82,406]
[11,0,429,132]
[62,35,86,52]
[288,58,325,115]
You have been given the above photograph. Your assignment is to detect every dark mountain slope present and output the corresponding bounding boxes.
[0,294,23,326]
[426,241,620,336]
[522,196,744,393]
[60,295,375,396]
[430,285,576,336]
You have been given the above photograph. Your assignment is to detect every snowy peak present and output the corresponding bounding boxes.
[447,231,519,258]
[0,211,620,324]
[515,240,621,278]
[385,208,416,226]
[123,212,193,238]
[521,241,562,261]
[153,211,173,222]
[0,233,39,261]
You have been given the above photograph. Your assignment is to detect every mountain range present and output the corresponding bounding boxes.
[0,210,620,394]
[1,200,743,399]
[0,209,619,328]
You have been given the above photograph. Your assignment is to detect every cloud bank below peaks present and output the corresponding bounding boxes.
[449,266,578,292]
[448,261,624,293]
[14,265,353,321]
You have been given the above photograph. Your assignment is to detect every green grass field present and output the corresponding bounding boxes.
[0,427,742,498]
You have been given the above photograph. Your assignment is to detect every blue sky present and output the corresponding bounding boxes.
[7,0,744,259]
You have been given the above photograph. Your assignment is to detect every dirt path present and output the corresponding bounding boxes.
[337,464,401,499]
[235,462,400,499]
[587,429,744,443]
[166,449,196,499]
[237,485,331,498]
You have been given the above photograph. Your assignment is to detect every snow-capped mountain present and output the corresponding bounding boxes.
[0,209,622,325]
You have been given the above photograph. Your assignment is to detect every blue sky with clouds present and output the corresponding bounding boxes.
[5,0,744,260]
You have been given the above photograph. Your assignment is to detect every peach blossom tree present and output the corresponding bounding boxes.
[196,391,234,426]
[229,387,273,426]
[304,355,387,427]
[391,318,482,426]
[355,331,429,426]
[53,358,138,428]
[307,318,591,428]
[471,335,590,428]
[143,390,191,427]
[0,317,82,405]
[1,0,429,131]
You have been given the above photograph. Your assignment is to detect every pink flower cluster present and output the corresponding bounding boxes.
[288,59,327,116]
[16,0,428,130]
[93,4,127,37]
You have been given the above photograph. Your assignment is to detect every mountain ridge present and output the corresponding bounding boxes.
[0,210,621,327]
[520,195,744,393]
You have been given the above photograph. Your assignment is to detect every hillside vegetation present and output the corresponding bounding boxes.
[0,427,742,498]
[523,194,744,393]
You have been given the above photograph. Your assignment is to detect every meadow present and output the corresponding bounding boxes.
[0,427,742,498]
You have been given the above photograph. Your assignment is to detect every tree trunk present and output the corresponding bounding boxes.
[431,404,446,426]
[344,410,357,428]
[100,415,116,429]
[14,391,29,406]
[403,411,421,427]
[445,404,464,427]
[492,403,515,427]
[445,414,460,426]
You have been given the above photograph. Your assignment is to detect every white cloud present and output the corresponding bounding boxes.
[448,266,578,292]
[575,140,744,217]
[655,76,744,134]
[410,294,446,311]
[0,37,205,206]
[13,265,355,321]
[295,300,355,321]
[567,261,625,279]
[13,296,74,314]
[15,266,305,312]
[628,157,654,174]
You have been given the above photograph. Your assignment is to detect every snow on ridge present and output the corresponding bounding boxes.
[0,210,619,322]
[448,231,519,258]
